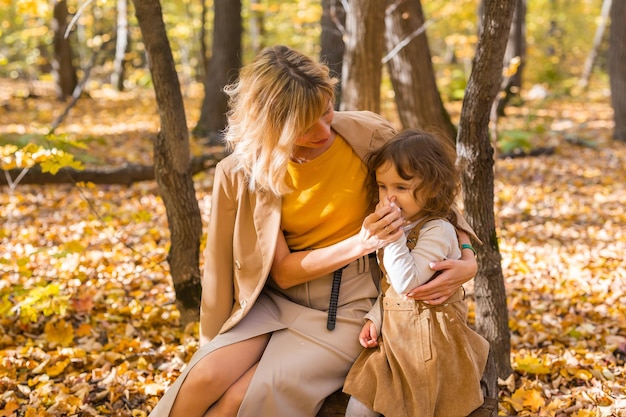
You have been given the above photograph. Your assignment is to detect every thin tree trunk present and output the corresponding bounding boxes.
[52,0,78,100]
[249,0,265,55]
[132,0,202,326]
[609,0,626,141]
[457,0,515,379]
[321,0,346,109]
[112,0,129,91]
[384,0,456,140]
[340,0,386,112]
[495,0,526,116]
[193,0,242,143]
[579,0,612,90]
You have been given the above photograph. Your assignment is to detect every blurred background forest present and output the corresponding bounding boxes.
[1,0,626,416]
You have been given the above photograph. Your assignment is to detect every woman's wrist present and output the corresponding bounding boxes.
[460,243,476,257]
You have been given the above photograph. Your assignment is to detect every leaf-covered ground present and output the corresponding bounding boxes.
[1,80,625,416]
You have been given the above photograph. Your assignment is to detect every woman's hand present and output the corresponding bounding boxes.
[360,198,404,250]
[359,320,379,348]
[405,253,477,304]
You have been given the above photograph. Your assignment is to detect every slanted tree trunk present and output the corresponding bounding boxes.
[340,0,386,112]
[132,0,202,326]
[384,0,456,140]
[609,0,626,142]
[111,0,129,91]
[578,0,611,90]
[457,0,515,380]
[193,0,242,144]
[51,0,78,100]
[320,0,346,109]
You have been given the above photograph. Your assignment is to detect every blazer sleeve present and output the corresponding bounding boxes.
[199,162,236,345]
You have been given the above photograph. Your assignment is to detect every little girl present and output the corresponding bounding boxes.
[342,129,490,417]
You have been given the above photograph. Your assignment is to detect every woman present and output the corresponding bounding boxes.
[148,45,478,417]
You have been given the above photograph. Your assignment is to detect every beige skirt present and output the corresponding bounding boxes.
[343,287,490,417]
[148,255,379,417]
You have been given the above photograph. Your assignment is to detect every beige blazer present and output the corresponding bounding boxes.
[199,111,398,345]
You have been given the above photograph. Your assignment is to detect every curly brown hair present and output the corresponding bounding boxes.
[365,129,460,226]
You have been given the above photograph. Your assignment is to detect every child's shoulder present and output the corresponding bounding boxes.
[419,218,457,237]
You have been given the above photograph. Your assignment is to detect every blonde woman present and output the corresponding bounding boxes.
[148,45,478,417]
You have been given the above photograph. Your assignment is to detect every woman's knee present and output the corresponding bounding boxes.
[184,355,227,393]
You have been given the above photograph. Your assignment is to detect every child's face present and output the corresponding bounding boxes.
[375,162,425,222]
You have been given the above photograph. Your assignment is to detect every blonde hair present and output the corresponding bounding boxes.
[223,45,337,196]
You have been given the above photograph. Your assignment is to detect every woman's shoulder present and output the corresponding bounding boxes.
[333,111,398,159]
[333,111,397,133]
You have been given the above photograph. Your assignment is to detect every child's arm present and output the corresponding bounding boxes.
[383,220,458,295]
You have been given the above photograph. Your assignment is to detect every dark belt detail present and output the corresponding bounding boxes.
[327,266,346,330]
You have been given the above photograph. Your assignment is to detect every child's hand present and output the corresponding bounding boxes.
[358,320,379,348]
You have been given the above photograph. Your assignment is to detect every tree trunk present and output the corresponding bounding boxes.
[609,0,626,142]
[193,0,242,144]
[384,0,456,140]
[340,0,386,112]
[578,0,611,90]
[320,0,346,109]
[494,0,526,116]
[457,0,515,379]
[132,0,203,326]
[51,0,78,100]
[112,0,129,91]
[249,0,265,55]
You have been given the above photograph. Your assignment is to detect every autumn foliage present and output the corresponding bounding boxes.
[1,80,625,416]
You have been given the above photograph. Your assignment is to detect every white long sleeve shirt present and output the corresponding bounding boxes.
[364,218,462,331]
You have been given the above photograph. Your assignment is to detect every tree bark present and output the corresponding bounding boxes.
[340,0,386,112]
[193,0,242,143]
[320,0,346,109]
[249,0,265,55]
[131,0,203,326]
[494,0,526,116]
[578,0,611,90]
[384,0,456,140]
[111,0,129,91]
[51,0,78,100]
[609,0,626,141]
[457,0,515,379]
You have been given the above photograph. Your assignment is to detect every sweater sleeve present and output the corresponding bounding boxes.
[382,220,460,295]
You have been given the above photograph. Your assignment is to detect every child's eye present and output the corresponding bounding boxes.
[377,184,387,190]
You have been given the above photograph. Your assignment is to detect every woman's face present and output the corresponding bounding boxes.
[294,101,335,149]
[376,162,425,221]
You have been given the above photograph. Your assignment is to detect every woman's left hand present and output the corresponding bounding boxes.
[405,256,477,304]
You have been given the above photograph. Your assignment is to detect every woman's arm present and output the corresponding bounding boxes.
[270,203,404,289]
[405,229,477,304]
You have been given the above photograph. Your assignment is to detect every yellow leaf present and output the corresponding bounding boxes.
[75,322,92,337]
[46,358,70,377]
[0,400,19,417]
[44,319,74,347]
[510,387,546,412]
[514,354,552,375]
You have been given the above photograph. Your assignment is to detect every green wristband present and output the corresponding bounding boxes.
[461,243,476,256]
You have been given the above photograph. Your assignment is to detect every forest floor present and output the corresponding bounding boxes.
[0,79,625,416]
